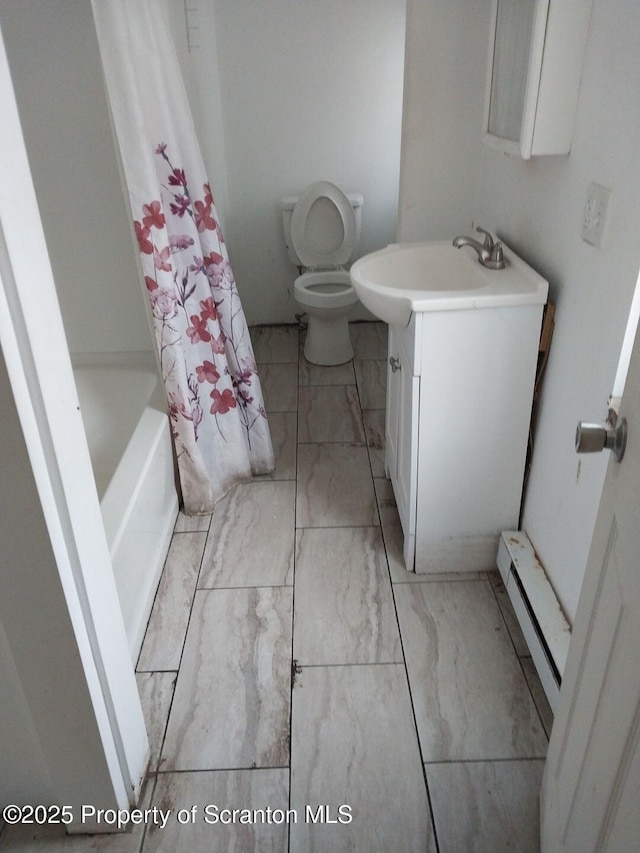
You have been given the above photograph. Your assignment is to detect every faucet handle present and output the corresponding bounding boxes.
[475,226,495,250]
[486,241,506,270]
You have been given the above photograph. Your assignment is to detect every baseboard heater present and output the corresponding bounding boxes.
[497,531,571,714]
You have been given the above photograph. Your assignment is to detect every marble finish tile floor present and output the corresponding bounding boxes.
[0,323,553,853]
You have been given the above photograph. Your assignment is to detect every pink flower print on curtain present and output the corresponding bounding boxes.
[133,144,274,513]
[93,0,273,513]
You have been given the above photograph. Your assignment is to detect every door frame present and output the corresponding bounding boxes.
[0,20,148,827]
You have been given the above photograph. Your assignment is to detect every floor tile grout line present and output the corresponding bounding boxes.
[135,521,210,673]
[298,382,357,388]
[137,772,160,853]
[423,755,548,766]
[353,360,384,530]
[285,328,305,853]
[386,599,442,852]
[149,527,211,776]
[134,523,210,796]
[135,531,179,674]
[352,359,378,456]
[372,463,443,853]
[247,323,300,830]
[171,527,207,536]
[355,345,441,852]
[293,523,382,532]
[154,764,291,775]
[294,660,406,670]
[353,358,388,411]
[297,439,367,446]
[387,542,548,844]
[289,334,387,848]
[294,522,381,530]
[289,336,395,847]
[195,582,294,592]
[293,439,370,447]
[135,666,179,676]
[390,576,490,587]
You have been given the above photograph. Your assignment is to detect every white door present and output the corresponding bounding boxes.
[541,317,640,849]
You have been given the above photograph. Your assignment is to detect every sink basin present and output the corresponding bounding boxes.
[350,241,549,326]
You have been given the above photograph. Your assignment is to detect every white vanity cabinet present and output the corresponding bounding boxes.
[385,302,544,574]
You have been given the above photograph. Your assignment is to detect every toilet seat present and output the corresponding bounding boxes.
[290,181,357,269]
[294,270,358,311]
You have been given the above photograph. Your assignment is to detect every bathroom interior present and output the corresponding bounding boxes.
[1,0,640,850]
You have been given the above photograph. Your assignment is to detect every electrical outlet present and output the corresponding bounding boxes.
[581,183,612,248]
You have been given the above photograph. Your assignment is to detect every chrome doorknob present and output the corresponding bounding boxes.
[575,418,627,463]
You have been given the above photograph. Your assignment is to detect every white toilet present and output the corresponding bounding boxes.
[281,181,363,365]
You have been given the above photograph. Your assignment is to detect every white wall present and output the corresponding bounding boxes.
[400,0,640,622]
[398,1,488,241]
[198,0,406,324]
[166,0,230,231]
[0,0,150,354]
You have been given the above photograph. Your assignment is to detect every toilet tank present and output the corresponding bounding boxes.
[280,191,363,268]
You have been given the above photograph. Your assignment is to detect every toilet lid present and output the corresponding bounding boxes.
[290,181,357,269]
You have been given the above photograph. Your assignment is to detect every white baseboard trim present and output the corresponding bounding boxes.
[497,531,571,713]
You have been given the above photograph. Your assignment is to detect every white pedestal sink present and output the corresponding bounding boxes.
[350,241,548,326]
[350,241,549,574]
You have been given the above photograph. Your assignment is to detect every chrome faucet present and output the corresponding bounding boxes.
[453,227,505,270]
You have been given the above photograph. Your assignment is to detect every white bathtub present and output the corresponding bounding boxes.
[73,352,178,662]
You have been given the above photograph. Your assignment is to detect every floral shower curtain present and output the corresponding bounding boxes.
[93,0,274,514]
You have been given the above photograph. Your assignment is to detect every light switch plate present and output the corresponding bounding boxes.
[581,183,612,248]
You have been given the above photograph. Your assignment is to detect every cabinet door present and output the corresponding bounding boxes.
[385,327,399,480]
[387,328,420,571]
[395,357,419,571]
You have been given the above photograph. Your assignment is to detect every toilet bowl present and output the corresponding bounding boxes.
[294,270,358,365]
[281,181,363,365]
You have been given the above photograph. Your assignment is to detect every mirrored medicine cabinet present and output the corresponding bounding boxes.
[483,0,593,159]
